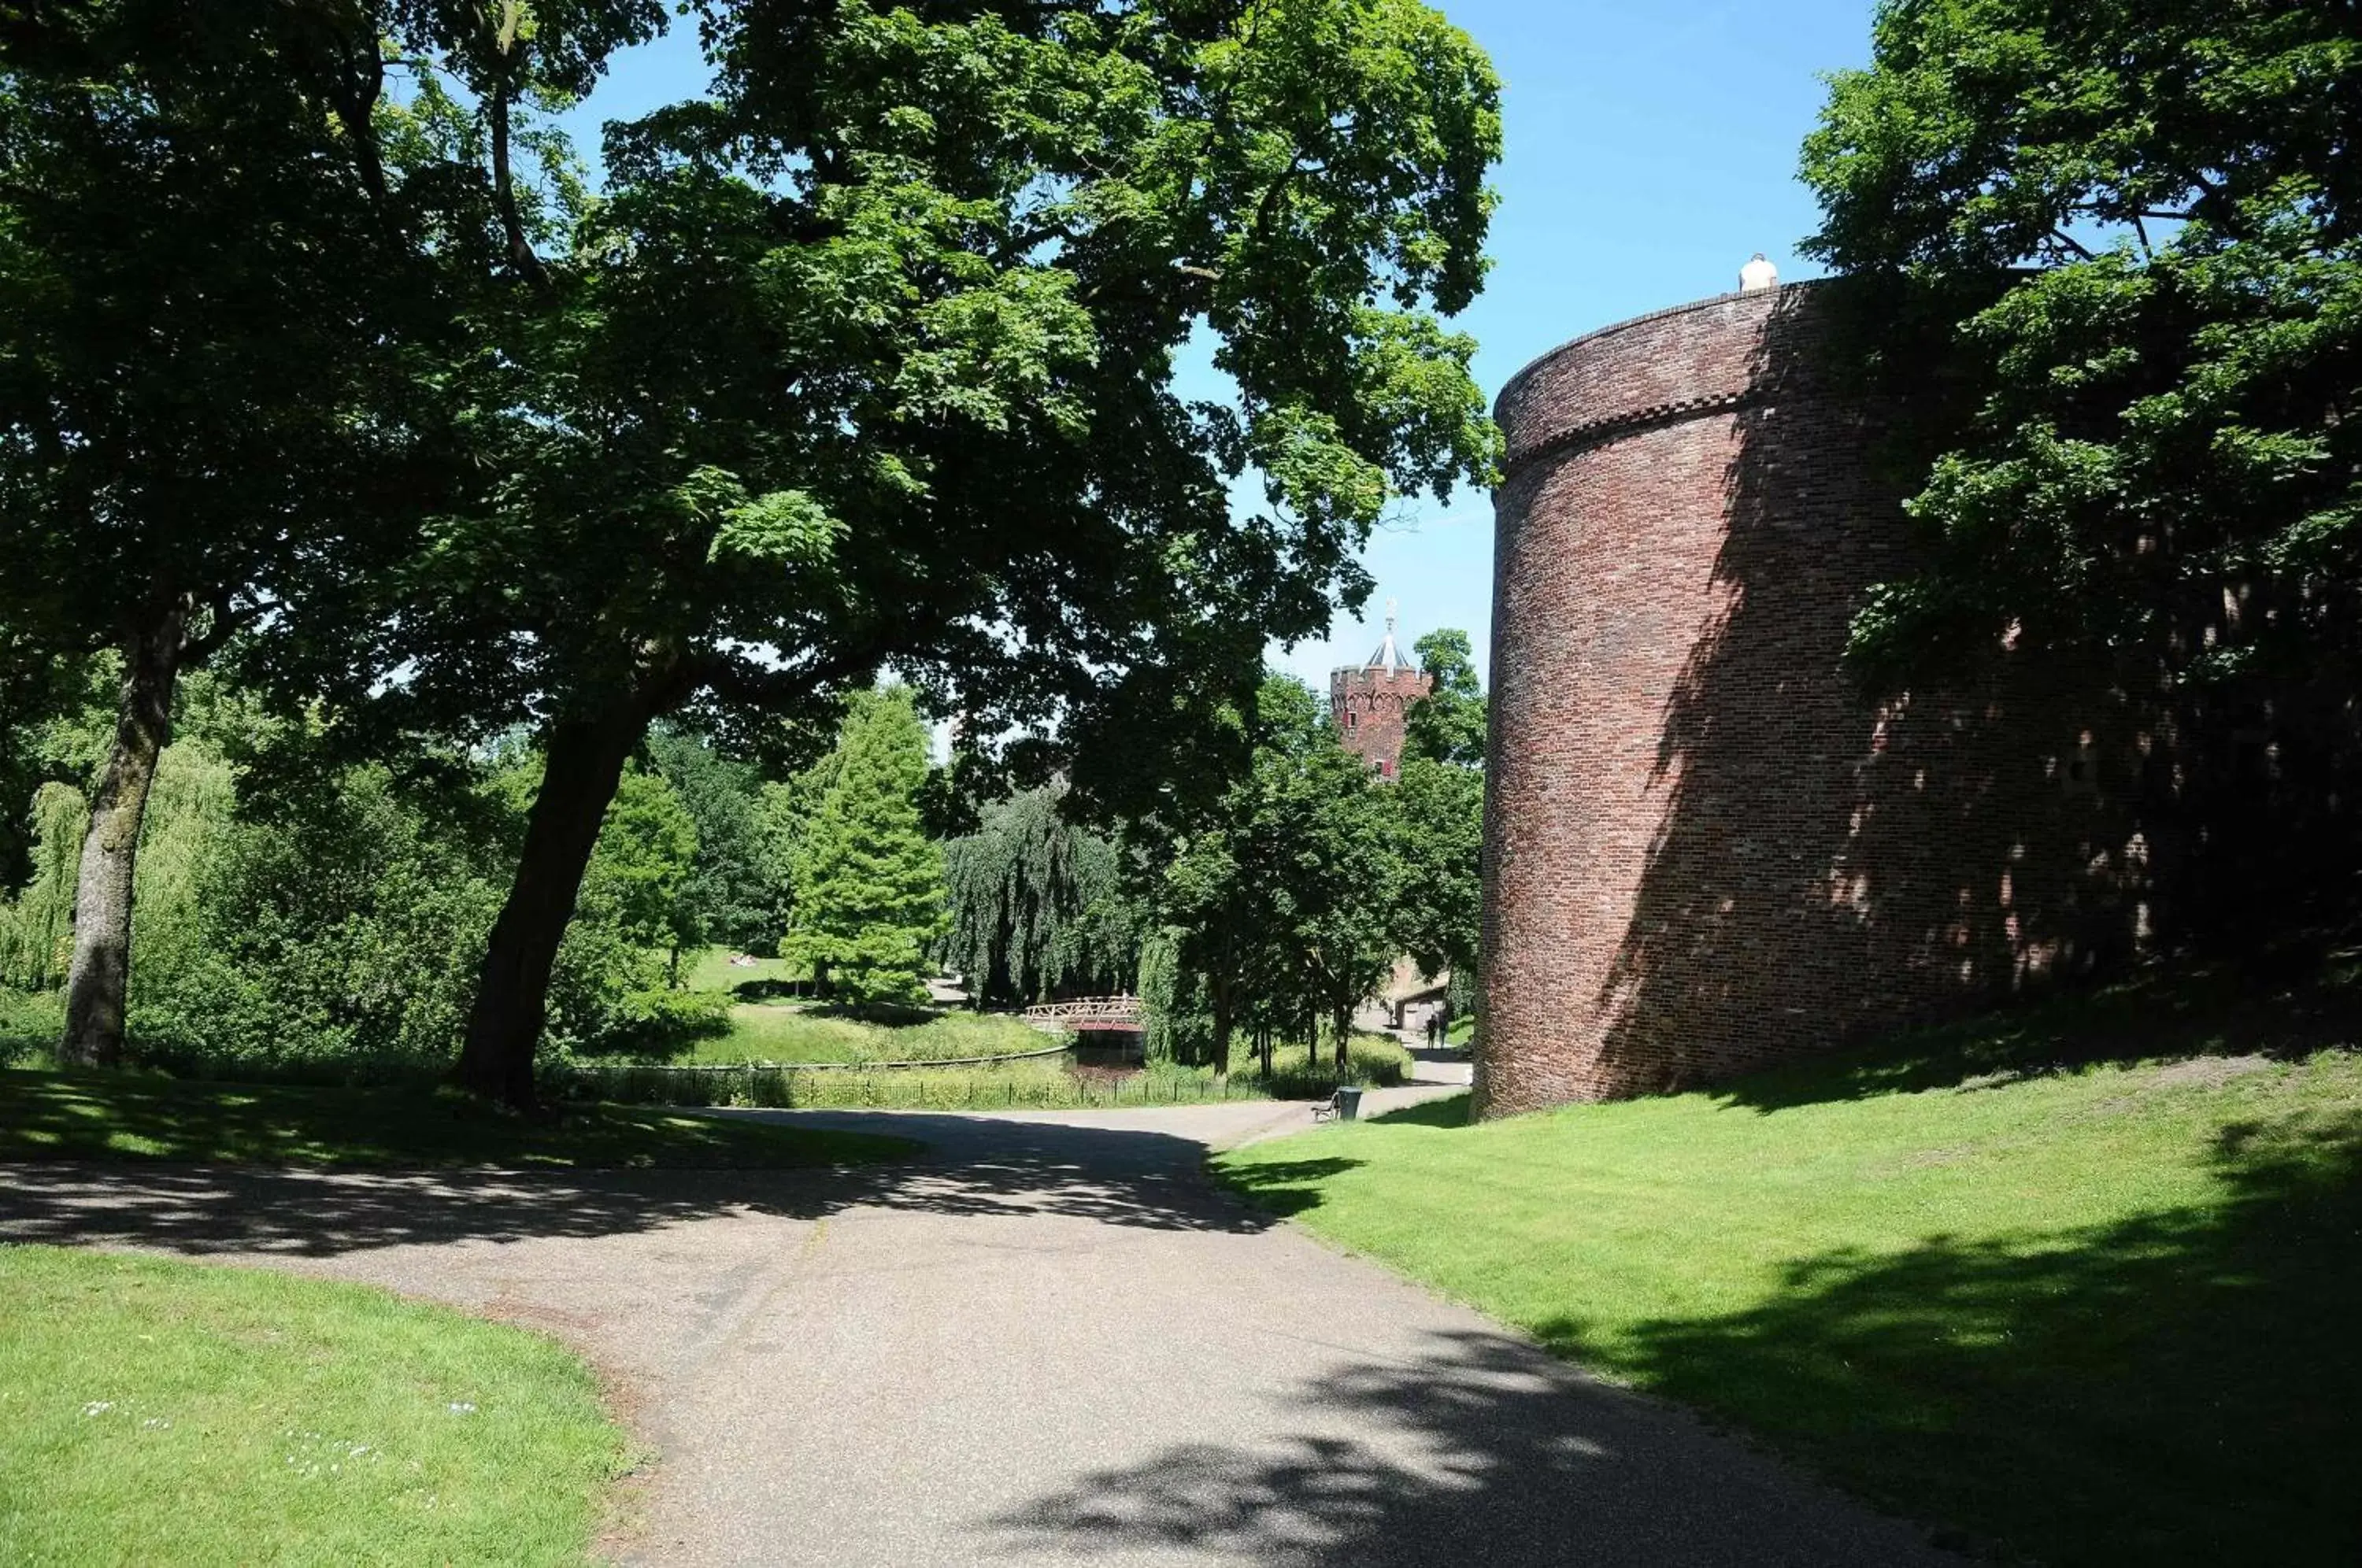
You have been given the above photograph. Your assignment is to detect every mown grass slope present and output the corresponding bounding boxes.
[1216,962,2362,1565]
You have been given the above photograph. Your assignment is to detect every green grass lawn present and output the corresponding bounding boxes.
[679,945,804,996]
[683,1004,1054,1066]
[0,1069,917,1169]
[0,1244,628,1565]
[1215,963,2362,1566]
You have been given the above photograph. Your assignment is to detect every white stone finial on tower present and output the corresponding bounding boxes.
[1368,598,1405,673]
[1740,252,1779,293]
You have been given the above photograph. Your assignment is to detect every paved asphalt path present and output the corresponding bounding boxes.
[0,1082,1949,1567]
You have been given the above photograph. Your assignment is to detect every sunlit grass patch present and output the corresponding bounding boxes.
[684,1005,1053,1065]
[0,1245,629,1566]
[678,945,804,996]
[1216,966,2362,1565]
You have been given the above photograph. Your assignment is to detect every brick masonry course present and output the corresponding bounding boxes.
[1331,663,1431,780]
[1476,283,2147,1118]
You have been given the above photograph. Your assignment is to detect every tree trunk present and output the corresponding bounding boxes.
[1333,1004,1352,1074]
[454,699,653,1110]
[61,598,189,1068]
[1208,978,1233,1078]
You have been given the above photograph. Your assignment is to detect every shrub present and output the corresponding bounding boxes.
[0,986,61,1067]
[128,766,504,1082]
[572,986,732,1060]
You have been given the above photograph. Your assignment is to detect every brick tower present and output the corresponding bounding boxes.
[1476,274,2143,1119]
[1330,601,1431,780]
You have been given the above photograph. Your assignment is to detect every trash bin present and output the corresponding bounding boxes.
[1335,1085,1364,1122]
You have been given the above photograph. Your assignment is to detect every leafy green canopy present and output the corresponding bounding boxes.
[647,727,775,951]
[1387,752,1480,986]
[0,2,471,678]
[0,695,716,1078]
[941,785,1135,1005]
[1805,1,2360,699]
[786,687,946,1009]
[1145,673,1398,1069]
[1401,626,1485,769]
[367,0,1501,806]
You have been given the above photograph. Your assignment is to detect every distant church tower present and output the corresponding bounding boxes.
[1329,600,1432,780]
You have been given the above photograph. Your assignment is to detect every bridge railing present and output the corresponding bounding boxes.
[1020,995,1142,1018]
[1018,995,1145,1030]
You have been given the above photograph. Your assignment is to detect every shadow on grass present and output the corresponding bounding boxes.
[990,1325,1946,1566]
[1364,1094,1469,1129]
[0,1088,1296,1257]
[730,976,816,1003]
[0,1068,909,1171]
[1212,1156,1364,1217]
[1526,1100,2362,1565]
[1718,955,2362,1112]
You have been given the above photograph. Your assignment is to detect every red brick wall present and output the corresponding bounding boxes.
[1331,665,1431,780]
[1475,284,2149,1118]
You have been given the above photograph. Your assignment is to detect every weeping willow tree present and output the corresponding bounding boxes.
[0,782,86,990]
[941,787,1136,1007]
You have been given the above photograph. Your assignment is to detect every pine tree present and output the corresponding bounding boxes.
[786,690,946,1011]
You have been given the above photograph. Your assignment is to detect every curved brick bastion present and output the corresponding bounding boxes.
[1475,283,2146,1118]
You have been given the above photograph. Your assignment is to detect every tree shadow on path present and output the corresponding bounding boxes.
[989,1325,1950,1567]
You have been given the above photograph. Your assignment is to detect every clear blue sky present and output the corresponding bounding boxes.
[561,0,1879,691]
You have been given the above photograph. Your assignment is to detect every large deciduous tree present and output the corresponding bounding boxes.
[1803,0,2362,937]
[367,0,1499,1106]
[0,0,657,1065]
[1390,627,1483,990]
[0,4,474,1063]
[1147,674,1398,1074]
[1401,627,1485,769]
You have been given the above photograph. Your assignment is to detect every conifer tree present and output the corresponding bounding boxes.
[786,690,945,1011]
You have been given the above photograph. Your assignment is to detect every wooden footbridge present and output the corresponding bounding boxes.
[1020,995,1145,1034]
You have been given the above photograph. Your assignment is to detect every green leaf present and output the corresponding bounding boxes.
[708,490,846,568]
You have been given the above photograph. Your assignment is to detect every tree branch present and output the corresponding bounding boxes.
[488,68,545,283]
[178,594,276,664]
[2049,227,2098,263]
[991,218,1077,268]
[337,38,389,207]
[695,642,887,712]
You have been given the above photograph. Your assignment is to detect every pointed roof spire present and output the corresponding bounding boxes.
[1366,597,1405,673]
